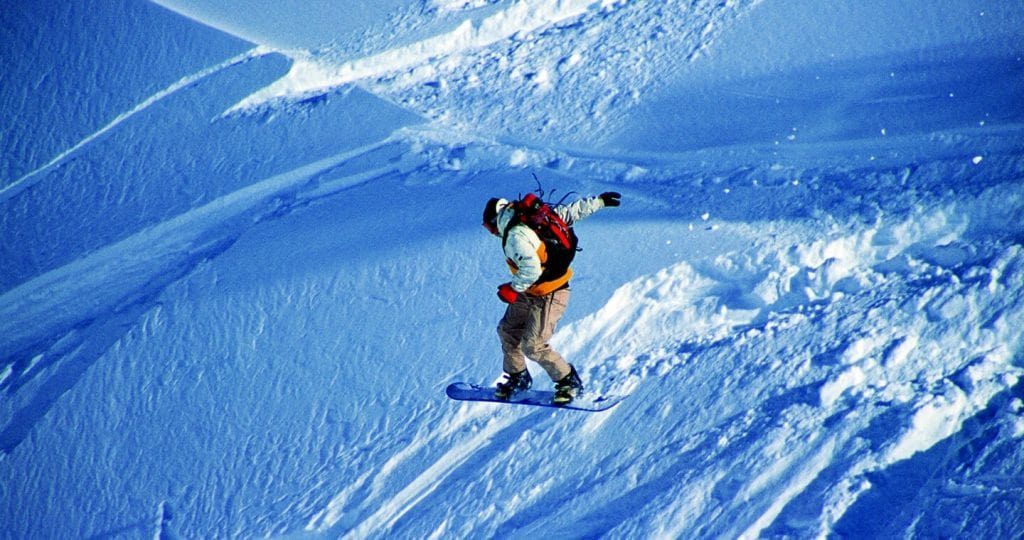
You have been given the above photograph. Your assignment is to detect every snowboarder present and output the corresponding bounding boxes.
[482,190,621,404]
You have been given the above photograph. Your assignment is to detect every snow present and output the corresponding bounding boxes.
[1,48,267,204]
[2,0,1024,538]
[224,0,618,112]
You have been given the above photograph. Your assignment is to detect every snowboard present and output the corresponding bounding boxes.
[445,382,625,412]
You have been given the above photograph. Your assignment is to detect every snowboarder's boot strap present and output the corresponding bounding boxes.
[495,369,532,399]
[552,364,584,405]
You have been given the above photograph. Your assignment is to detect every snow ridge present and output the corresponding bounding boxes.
[230,0,615,111]
[227,0,762,149]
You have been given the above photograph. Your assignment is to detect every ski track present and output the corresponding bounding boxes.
[737,436,837,539]
[0,48,269,204]
[337,411,515,537]
[0,138,406,357]
[0,137,426,458]
[308,401,545,536]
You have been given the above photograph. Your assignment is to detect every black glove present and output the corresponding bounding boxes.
[600,192,622,207]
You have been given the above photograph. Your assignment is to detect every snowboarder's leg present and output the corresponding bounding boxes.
[497,297,530,374]
[522,288,572,382]
[494,368,532,399]
[553,364,584,404]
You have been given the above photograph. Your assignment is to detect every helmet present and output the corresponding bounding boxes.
[482,197,507,235]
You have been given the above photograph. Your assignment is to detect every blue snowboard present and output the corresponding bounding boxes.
[445,382,626,412]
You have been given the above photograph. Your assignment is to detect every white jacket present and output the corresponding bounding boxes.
[496,196,607,294]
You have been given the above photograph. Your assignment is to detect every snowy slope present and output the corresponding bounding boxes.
[2,0,1023,538]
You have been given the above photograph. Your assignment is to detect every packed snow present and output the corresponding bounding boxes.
[2,0,1023,538]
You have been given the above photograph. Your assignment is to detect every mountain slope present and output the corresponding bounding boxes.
[1,0,1023,538]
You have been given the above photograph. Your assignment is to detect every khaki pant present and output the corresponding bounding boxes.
[497,288,571,381]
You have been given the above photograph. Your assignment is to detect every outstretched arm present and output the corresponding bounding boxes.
[556,192,621,225]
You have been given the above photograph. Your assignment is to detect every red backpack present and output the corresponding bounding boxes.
[502,193,579,282]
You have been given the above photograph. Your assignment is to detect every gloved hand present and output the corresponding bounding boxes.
[497,283,520,304]
[600,192,622,207]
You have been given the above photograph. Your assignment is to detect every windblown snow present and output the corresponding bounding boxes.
[2,0,1023,538]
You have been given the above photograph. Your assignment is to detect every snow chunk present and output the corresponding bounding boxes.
[429,0,491,12]
[820,366,866,408]
[887,388,968,462]
[882,334,918,368]
[1012,417,1024,439]
[530,68,553,92]
[840,334,886,365]
[1012,399,1024,438]
[559,51,584,73]
[509,148,529,167]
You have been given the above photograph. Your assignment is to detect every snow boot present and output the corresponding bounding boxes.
[495,369,532,399]
[552,364,583,405]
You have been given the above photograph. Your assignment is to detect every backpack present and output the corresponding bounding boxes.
[502,193,579,283]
